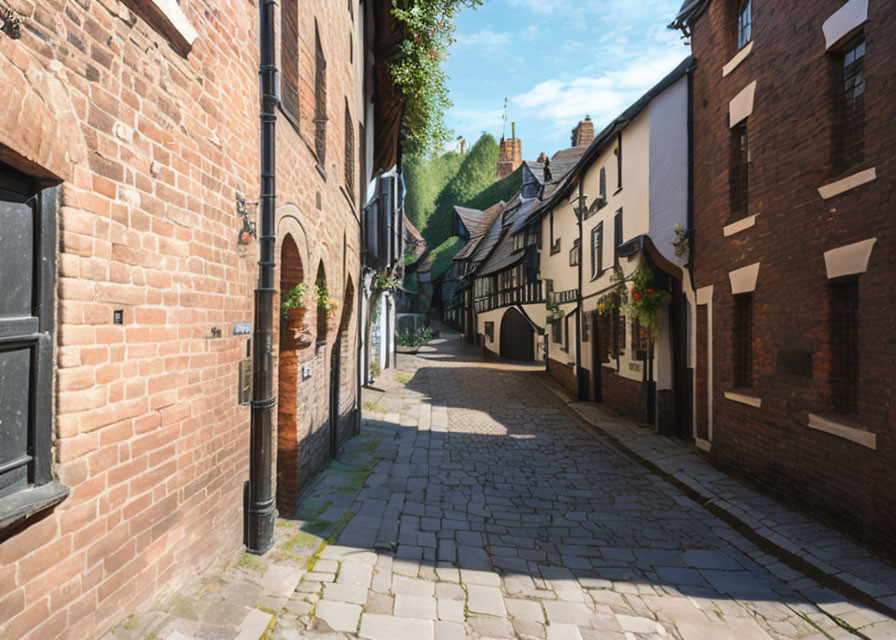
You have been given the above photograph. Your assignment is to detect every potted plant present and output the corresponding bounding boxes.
[281,283,313,339]
[316,280,339,334]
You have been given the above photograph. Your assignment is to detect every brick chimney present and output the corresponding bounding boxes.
[571,116,594,147]
[497,122,522,180]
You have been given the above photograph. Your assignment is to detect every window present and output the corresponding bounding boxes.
[599,307,626,362]
[614,134,622,190]
[835,38,866,172]
[729,123,749,221]
[599,167,607,203]
[591,222,603,279]
[598,312,611,362]
[563,315,570,352]
[513,233,524,251]
[737,0,752,50]
[526,225,540,247]
[314,24,328,166]
[569,238,580,266]
[613,209,623,263]
[344,100,354,197]
[552,318,563,345]
[632,317,651,359]
[0,165,62,511]
[550,211,560,254]
[830,278,858,413]
[732,294,753,389]
[613,310,626,358]
[281,0,300,122]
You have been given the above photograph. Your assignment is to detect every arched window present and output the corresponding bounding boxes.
[344,100,355,198]
[314,24,328,165]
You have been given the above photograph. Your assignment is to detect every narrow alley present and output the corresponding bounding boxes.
[106,327,896,640]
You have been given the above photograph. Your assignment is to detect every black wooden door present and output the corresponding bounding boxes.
[329,337,340,458]
[591,312,602,402]
[500,307,534,361]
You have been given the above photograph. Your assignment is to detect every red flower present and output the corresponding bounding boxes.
[633,293,641,301]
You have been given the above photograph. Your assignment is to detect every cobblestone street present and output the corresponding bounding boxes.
[107,329,896,640]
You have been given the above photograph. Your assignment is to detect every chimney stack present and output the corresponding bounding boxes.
[571,116,594,147]
[497,121,522,180]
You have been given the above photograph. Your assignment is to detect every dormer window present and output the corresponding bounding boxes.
[737,0,752,50]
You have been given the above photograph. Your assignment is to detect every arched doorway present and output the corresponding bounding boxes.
[329,278,355,456]
[276,235,304,514]
[500,307,535,361]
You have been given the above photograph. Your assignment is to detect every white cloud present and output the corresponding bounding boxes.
[510,45,687,133]
[453,29,513,57]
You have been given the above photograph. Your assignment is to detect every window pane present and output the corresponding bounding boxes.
[0,197,34,318]
[0,347,32,495]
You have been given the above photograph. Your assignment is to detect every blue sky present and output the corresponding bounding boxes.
[443,0,690,159]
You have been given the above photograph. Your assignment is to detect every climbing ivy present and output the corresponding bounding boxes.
[390,0,482,156]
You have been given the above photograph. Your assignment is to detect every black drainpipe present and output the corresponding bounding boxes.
[246,0,278,555]
[686,61,696,293]
[575,181,586,401]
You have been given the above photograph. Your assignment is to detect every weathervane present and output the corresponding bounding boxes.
[501,97,509,140]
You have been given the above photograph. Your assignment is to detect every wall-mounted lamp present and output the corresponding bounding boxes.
[236,192,257,245]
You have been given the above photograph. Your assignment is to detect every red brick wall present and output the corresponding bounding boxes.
[0,1,364,638]
[600,368,649,424]
[547,358,577,397]
[689,0,896,556]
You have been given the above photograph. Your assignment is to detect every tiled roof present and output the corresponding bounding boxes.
[452,201,505,262]
[477,204,535,276]
[469,204,506,270]
[454,205,490,238]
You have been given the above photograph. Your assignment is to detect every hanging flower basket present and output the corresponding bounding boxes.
[628,264,669,340]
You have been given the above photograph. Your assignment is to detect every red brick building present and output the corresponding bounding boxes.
[0,1,402,638]
[672,0,895,557]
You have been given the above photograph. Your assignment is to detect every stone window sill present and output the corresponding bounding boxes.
[818,168,876,199]
[722,40,754,77]
[807,412,876,450]
[724,390,761,408]
[723,214,757,237]
[122,0,198,56]
[0,481,69,531]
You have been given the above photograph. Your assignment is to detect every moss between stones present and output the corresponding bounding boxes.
[236,552,268,577]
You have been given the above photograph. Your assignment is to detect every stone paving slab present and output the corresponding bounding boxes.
[103,327,896,640]
[534,372,896,620]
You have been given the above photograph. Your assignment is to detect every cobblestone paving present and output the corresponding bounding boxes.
[105,331,896,640]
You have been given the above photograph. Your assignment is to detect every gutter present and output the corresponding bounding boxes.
[246,0,278,555]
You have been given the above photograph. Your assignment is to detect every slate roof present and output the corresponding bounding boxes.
[523,161,546,185]
[468,203,507,270]
[452,201,505,262]
[477,204,533,276]
[669,0,710,32]
[454,205,491,238]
